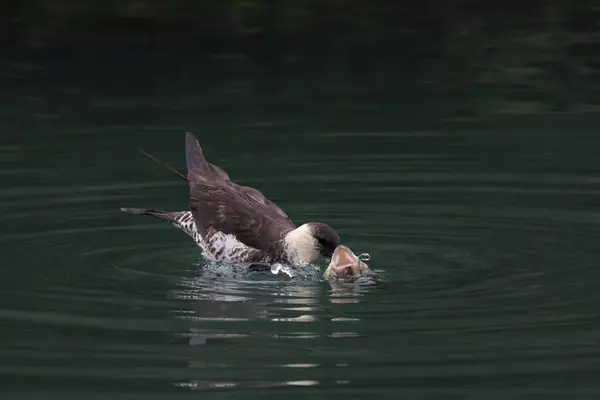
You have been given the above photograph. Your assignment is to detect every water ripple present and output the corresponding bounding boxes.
[2,128,600,396]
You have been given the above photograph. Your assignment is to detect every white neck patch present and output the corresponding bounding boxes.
[284,224,319,265]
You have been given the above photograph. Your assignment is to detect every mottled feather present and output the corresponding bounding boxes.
[120,208,268,261]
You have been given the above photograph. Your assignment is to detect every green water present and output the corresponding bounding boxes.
[2,53,600,399]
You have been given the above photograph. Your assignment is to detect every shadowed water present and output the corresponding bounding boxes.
[2,54,600,399]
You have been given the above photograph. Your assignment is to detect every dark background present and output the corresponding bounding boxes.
[3,2,600,398]
[3,0,600,126]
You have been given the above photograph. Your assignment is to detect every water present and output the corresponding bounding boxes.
[2,53,600,399]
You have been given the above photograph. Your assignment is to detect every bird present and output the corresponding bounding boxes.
[121,132,340,266]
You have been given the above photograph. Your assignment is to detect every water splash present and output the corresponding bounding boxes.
[270,263,295,278]
[195,259,322,281]
[358,253,371,262]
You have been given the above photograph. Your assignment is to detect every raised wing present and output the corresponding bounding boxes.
[185,132,295,251]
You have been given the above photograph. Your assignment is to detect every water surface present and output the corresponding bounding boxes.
[2,55,600,399]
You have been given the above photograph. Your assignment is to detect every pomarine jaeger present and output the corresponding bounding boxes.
[121,132,340,266]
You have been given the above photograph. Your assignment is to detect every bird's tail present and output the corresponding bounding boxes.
[120,208,196,237]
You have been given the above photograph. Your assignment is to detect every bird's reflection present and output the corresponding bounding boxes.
[169,272,376,343]
[328,281,366,304]
[169,267,375,390]
[176,378,350,390]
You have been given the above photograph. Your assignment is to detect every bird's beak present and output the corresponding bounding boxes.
[323,245,370,280]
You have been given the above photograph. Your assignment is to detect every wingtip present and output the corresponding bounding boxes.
[185,132,199,148]
[185,131,205,170]
[185,132,198,146]
[137,147,151,158]
[136,147,189,182]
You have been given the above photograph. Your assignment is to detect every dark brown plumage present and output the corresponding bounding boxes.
[122,132,340,266]
[185,133,296,255]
